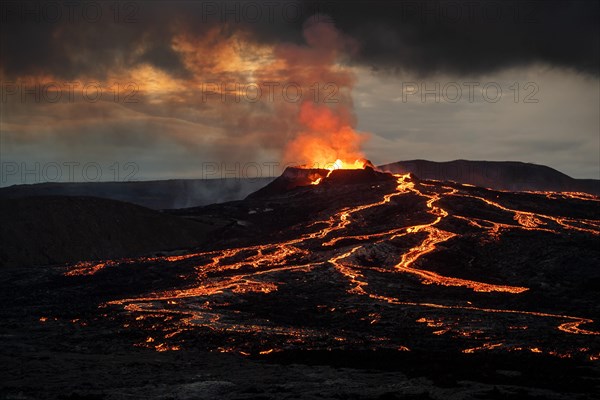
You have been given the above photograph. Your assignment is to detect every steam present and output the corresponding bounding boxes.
[271,17,369,167]
[178,16,370,168]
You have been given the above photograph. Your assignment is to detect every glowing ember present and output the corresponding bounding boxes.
[462,342,504,354]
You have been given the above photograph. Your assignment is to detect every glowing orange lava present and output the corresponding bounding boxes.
[285,102,369,171]
[63,169,600,357]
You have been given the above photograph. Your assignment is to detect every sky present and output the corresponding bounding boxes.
[1,0,599,186]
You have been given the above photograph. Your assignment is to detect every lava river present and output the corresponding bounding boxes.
[64,171,600,360]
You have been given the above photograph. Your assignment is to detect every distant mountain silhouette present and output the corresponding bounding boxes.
[0,178,273,209]
[0,162,597,214]
[0,196,224,267]
[379,160,599,195]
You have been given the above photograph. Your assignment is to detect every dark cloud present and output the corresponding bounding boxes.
[1,1,598,79]
[0,0,305,79]
[137,44,191,79]
[311,0,600,76]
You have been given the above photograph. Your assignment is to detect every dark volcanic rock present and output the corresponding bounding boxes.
[325,166,397,185]
[247,166,396,200]
[246,167,329,199]
[0,196,220,267]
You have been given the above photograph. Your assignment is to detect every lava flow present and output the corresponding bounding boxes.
[63,165,600,360]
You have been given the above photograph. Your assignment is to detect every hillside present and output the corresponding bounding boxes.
[0,196,226,267]
[379,160,599,195]
[0,178,274,209]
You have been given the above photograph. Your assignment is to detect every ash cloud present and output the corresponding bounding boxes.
[1,1,598,180]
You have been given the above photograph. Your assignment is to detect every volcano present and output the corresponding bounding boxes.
[1,167,599,399]
[247,164,392,198]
